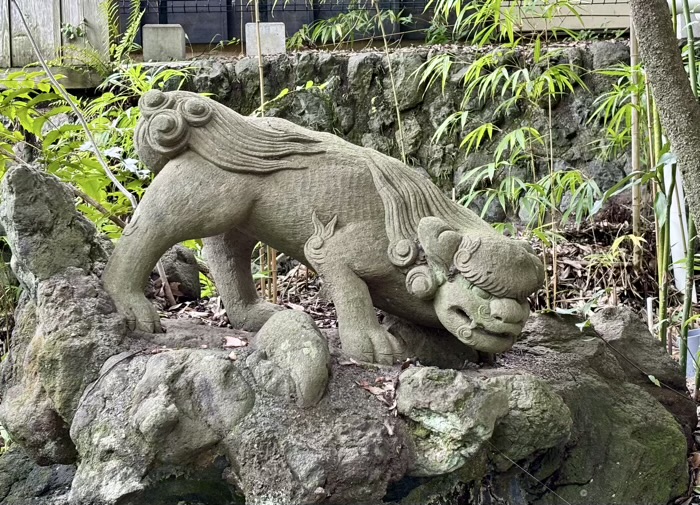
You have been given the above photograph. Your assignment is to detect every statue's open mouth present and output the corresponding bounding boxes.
[449,306,522,353]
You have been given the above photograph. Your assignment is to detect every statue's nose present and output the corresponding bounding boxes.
[490,298,529,325]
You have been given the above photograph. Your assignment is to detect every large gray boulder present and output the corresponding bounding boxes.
[0,164,126,465]
[0,165,692,505]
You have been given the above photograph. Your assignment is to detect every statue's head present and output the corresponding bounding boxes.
[407,217,544,353]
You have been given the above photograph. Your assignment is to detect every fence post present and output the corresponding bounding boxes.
[159,0,168,24]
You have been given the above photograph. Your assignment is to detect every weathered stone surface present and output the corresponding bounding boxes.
[397,368,571,477]
[0,164,111,294]
[69,321,409,505]
[506,312,690,505]
[398,367,511,476]
[0,447,74,505]
[590,40,631,70]
[253,310,330,407]
[160,243,201,300]
[0,165,126,465]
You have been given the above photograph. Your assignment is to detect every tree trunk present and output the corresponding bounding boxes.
[629,0,700,225]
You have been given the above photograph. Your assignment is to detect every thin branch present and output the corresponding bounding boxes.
[156,261,177,307]
[71,187,128,229]
[372,0,406,163]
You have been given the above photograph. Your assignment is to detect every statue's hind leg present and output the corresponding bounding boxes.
[103,152,251,332]
[203,229,283,331]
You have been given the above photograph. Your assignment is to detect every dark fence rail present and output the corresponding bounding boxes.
[117,0,631,45]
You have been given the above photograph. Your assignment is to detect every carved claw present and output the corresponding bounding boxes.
[112,293,163,333]
[342,327,407,365]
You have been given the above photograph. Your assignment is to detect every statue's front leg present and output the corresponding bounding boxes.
[305,214,406,364]
[325,265,407,365]
[103,153,249,332]
[103,215,167,332]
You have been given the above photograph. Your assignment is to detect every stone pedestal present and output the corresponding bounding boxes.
[142,24,187,62]
[245,22,286,57]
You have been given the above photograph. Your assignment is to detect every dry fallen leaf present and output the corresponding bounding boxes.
[362,385,385,396]
[689,452,700,469]
[223,336,248,348]
[383,419,395,436]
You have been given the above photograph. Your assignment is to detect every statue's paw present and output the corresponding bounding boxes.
[343,328,407,366]
[229,300,284,332]
[114,294,163,333]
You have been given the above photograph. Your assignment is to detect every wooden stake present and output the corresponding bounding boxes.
[630,21,643,271]
[254,0,265,111]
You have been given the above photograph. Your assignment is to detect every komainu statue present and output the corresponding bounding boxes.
[103,90,544,364]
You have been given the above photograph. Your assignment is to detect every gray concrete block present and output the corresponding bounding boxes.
[142,24,187,62]
[245,22,286,57]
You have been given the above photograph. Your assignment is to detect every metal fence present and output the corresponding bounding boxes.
[116,0,632,45]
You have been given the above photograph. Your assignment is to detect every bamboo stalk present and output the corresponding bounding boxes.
[630,22,643,271]
[681,0,697,377]
[254,0,265,111]
[371,0,406,163]
[645,78,656,169]
[659,167,677,348]
[545,31,558,309]
[653,104,664,287]
[682,218,696,375]
[259,243,267,297]
[240,0,245,56]
[252,0,278,302]
[271,249,278,304]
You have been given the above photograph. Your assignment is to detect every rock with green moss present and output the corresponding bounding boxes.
[0,159,691,505]
[0,165,126,465]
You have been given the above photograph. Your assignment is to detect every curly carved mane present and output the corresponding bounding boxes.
[364,151,542,300]
[364,150,498,265]
[135,90,324,174]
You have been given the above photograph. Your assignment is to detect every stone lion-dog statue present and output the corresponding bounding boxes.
[103,90,544,364]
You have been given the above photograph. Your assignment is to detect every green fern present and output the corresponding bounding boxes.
[112,0,144,64]
[52,0,144,78]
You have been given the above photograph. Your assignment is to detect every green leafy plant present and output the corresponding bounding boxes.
[287,5,412,49]
[0,64,189,238]
[53,0,145,78]
[61,21,87,41]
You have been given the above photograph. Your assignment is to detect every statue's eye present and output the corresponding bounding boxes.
[472,286,491,299]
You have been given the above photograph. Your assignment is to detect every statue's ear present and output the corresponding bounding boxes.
[417,217,462,270]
